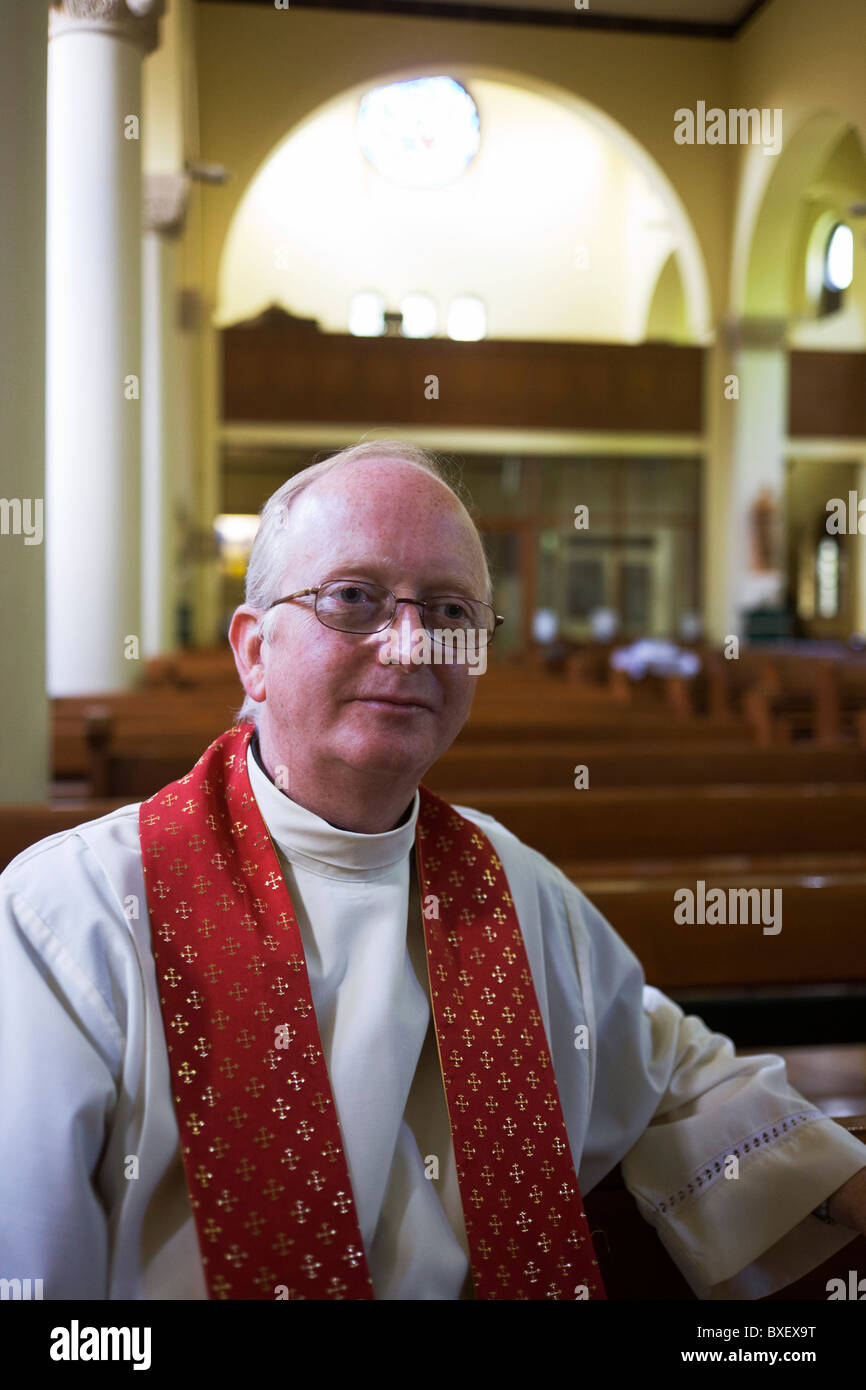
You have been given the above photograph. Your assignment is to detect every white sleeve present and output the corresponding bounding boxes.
[564,882,866,1299]
[0,841,126,1300]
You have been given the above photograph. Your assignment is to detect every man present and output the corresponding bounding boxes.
[1,439,865,1301]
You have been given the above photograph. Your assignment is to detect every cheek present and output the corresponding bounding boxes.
[268,627,365,710]
[436,668,477,719]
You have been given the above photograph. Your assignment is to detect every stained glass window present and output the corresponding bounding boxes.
[357,77,480,189]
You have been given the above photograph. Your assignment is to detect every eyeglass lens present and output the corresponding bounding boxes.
[315,580,494,641]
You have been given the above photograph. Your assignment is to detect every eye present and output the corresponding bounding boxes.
[429,597,472,624]
[323,582,384,607]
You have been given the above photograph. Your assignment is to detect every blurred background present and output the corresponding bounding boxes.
[4,1,866,743]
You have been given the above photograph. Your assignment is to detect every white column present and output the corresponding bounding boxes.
[192,296,222,647]
[730,321,789,633]
[856,459,866,639]
[0,0,50,800]
[46,0,163,694]
[142,173,188,657]
[702,334,737,642]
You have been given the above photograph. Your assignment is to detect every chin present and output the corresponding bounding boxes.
[343,727,441,777]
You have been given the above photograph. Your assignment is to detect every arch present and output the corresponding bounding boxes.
[730,109,857,319]
[215,61,713,344]
[644,251,688,342]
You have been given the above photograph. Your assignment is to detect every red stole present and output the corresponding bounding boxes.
[139,724,604,1300]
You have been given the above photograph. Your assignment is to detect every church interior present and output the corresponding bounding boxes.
[3,0,866,1300]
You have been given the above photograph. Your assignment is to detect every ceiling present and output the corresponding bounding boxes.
[198,0,770,40]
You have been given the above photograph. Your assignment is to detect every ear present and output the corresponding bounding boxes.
[229,606,268,704]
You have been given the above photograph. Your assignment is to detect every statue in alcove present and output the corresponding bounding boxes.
[740,487,787,627]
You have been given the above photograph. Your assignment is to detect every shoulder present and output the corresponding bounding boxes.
[450,799,643,974]
[450,800,606,935]
[451,801,556,879]
[2,802,143,887]
[0,804,146,985]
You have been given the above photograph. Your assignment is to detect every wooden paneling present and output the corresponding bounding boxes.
[222,308,704,432]
[789,350,866,438]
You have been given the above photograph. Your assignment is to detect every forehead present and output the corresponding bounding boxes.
[281,461,488,587]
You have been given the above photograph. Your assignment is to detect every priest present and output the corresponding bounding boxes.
[1,439,865,1301]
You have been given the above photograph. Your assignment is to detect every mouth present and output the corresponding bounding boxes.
[353,695,435,713]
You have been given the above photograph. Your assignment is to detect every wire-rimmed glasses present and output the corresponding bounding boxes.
[267,578,504,646]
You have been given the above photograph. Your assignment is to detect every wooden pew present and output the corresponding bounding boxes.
[461,658,748,738]
[53,693,241,782]
[80,709,232,798]
[89,739,866,803]
[456,785,866,863]
[79,724,764,800]
[462,713,748,744]
[0,802,127,873]
[143,649,239,688]
[62,713,866,802]
[742,654,866,746]
[744,665,842,745]
[577,871,866,991]
[53,679,755,792]
[428,742,866,793]
[576,862,866,1047]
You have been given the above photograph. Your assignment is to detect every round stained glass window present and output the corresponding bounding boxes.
[357,76,480,189]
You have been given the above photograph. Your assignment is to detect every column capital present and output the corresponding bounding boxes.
[721,315,789,352]
[144,173,189,237]
[49,2,165,54]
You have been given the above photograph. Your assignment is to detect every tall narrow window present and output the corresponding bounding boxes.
[824,224,854,291]
[815,536,840,619]
[819,222,854,316]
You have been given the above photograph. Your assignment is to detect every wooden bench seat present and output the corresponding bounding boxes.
[53,694,240,780]
[73,736,862,802]
[0,801,128,873]
[462,715,748,744]
[742,657,866,745]
[559,848,866,881]
[575,870,866,990]
[457,784,866,862]
[429,742,866,792]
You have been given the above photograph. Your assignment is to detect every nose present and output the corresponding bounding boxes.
[379,599,427,666]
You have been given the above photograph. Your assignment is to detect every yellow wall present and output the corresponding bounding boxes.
[194,4,736,327]
[143,0,188,175]
[731,0,866,317]
[216,75,678,340]
[194,0,866,337]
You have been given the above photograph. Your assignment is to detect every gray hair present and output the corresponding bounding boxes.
[235,439,490,727]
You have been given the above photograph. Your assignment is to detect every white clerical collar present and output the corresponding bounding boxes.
[246,740,419,879]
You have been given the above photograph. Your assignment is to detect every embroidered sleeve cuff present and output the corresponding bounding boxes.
[622,1113,866,1299]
